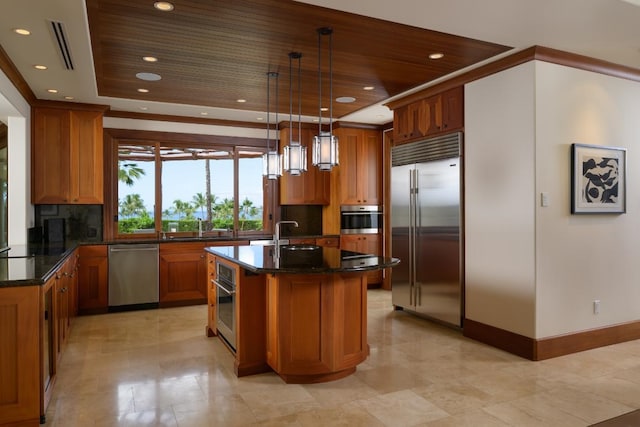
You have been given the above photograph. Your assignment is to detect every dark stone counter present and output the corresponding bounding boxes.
[205,244,399,274]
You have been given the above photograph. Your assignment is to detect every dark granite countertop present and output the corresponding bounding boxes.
[0,245,77,287]
[205,244,399,274]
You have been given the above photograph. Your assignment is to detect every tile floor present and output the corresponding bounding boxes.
[44,289,640,426]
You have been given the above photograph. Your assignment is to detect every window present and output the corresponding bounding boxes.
[115,139,268,238]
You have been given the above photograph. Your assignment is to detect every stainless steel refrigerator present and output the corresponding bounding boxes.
[391,133,462,327]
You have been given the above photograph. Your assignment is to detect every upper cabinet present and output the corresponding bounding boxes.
[392,86,464,145]
[336,127,382,206]
[32,106,105,204]
[279,125,330,205]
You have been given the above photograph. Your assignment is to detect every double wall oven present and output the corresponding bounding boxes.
[214,260,236,350]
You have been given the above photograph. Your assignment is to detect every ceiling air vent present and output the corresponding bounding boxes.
[48,20,74,70]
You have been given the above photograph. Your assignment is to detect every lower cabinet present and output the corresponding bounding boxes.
[0,285,40,426]
[206,253,217,337]
[159,243,207,307]
[77,245,108,314]
[340,234,383,285]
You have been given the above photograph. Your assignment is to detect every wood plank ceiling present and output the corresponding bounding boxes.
[86,0,511,121]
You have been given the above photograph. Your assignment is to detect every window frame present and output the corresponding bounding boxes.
[104,128,276,241]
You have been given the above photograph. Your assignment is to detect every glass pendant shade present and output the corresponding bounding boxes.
[263,150,282,179]
[313,27,339,171]
[312,132,339,171]
[283,51,307,176]
[262,71,281,180]
[283,142,307,175]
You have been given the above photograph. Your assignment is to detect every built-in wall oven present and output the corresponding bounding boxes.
[340,205,383,234]
[214,260,236,350]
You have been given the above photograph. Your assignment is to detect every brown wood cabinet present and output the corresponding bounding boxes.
[393,86,463,145]
[206,252,217,337]
[78,245,109,314]
[340,233,382,285]
[159,242,208,307]
[0,285,40,426]
[32,107,104,204]
[54,252,78,362]
[336,127,382,206]
[206,252,268,377]
[279,125,330,205]
[266,272,368,383]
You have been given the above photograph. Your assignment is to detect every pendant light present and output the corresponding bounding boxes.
[283,52,307,175]
[312,27,339,171]
[262,71,282,180]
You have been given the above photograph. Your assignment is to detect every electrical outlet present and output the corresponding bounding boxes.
[593,300,601,315]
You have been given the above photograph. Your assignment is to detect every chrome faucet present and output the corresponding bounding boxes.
[197,218,203,238]
[274,220,298,250]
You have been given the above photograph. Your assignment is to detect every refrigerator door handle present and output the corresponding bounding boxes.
[411,168,418,290]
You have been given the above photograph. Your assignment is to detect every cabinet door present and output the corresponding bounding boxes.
[393,104,410,144]
[441,86,464,132]
[69,110,104,203]
[0,286,40,425]
[159,243,207,306]
[424,94,443,135]
[55,273,69,362]
[78,246,108,314]
[32,108,71,204]
[338,128,382,205]
[279,127,329,205]
[206,253,217,337]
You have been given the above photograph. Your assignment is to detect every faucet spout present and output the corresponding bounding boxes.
[274,220,299,249]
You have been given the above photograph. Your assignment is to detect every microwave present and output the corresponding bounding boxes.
[340,205,382,234]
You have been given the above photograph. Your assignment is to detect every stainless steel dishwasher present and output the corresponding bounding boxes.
[108,244,159,311]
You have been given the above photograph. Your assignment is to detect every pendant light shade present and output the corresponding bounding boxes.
[312,27,339,171]
[262,71,282,180]
[283,52,307,175]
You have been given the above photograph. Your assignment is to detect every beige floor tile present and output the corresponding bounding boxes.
[43,290,640,427]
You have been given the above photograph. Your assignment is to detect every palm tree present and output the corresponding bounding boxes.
[118,162,146,186]
[192,192,206,219]
[119,194,147,217]
[239,197,258,230]
[171,199,193,219]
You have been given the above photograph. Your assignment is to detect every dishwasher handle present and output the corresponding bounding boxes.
[109,245,159,253]
[213,279,236,295]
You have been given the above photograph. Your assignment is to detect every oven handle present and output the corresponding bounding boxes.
[213,279,236,295]
[340,211,382,216]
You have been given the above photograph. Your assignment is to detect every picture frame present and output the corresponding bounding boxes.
[571,143,626,214]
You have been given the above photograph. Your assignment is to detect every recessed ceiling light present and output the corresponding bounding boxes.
[154,1,174,11]
[236,99,246,103]
[363,86,375,91]
[143,56,158,63]
[336,96,356,103]
[34,65,47,70]
[136,72,162,81]
[47,89,58,94]
[429,52,445,60]
[137,88,149,93]
[200,112,208,116]
[64,96,74,100]
[13,28,31,36]
[320,107,329,112]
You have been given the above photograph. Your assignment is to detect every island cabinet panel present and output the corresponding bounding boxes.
[235,268,268,377]
[266,272,368,383]
[78,245,108,314]
[159,243,207,307]
[279,126,330,205]
[0,285,40,426]
[336,127,382,206]
[32,107,104,204]
[205,253,217,337]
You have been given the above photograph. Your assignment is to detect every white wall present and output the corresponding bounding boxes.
[464,62,537,337]
[465,60,640,339]
[0,69,32,246]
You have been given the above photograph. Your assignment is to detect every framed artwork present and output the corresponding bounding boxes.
[571,143,626,214]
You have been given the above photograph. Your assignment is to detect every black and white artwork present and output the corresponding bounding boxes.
[571,143,626,214]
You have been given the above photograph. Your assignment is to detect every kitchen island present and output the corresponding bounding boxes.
[205,244,399,383]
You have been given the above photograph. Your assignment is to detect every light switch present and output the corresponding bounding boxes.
[541,192,550,207]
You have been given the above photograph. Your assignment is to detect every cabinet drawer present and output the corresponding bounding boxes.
[315,237,339,248]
